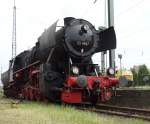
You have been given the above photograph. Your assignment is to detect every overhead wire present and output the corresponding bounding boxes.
[114,0,147,68]
[93,0,98,4]
[81,0,99,18]
[117,25,150,40]
[115,0,145,18]
[116,0,147,39]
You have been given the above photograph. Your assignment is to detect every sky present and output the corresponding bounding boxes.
[0,0,150,76]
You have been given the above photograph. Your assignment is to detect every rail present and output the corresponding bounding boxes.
[75,103,150,121]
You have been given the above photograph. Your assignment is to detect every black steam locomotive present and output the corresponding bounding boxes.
[1,17,118,104]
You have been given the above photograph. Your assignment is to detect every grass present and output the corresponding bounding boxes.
[118,86,150,90]
[0,87,149,124]
[131,86,150,90]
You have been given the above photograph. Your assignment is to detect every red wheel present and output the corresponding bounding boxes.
[104,92,111,101]
[27,88,31,100]
[32,89,36,101]
[29,89,34,101]
[21,89,25,99]
[24,89,28,100]
[35,90,41,101]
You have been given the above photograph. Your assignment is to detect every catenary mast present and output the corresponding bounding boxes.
[101,0,115,74]
[107,0,115,69]
[12,0,16,59]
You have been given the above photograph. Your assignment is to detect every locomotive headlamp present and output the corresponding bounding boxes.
[72,66,79,75]
[107,68,115,75]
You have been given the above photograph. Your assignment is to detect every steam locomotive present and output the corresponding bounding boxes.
[1,17,118,104]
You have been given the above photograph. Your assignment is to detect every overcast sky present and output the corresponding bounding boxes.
[0,0,150,75]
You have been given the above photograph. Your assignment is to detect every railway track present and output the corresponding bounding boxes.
[76,104,150,121]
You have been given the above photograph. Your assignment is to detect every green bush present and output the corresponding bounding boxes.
[131,64,150,86]
[131,68,138,86]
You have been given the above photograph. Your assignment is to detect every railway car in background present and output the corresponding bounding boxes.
[115,70,133,87]
[1,17,118,104]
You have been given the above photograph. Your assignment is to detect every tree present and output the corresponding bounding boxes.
[137,64,150,86]
[131,68,138,86]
